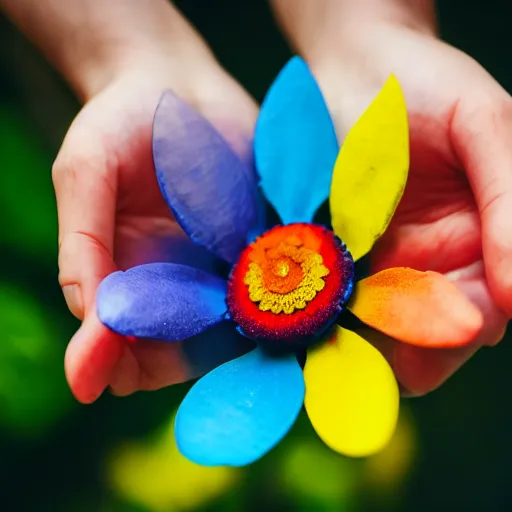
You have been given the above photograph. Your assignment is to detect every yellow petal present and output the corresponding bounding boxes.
[304,326,399,457]
[329,75,409,261]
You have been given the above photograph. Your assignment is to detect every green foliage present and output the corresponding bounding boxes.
[0,107,57,261]
[0,283,74,434]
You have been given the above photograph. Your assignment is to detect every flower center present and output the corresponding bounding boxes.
[227,223,355,347]
[244,238,329,314]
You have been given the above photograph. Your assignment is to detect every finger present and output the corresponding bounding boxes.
[394,344,478,397]
[54,121,121,402]
[65,310,125,403]
[53,125,118,319]
[108,322,256,396]
[398,263,505,395]
[109,340,190,396]
[445,261,507,347]
[451,91,512,317]
[108,344,141,397]
[366,327,479,397]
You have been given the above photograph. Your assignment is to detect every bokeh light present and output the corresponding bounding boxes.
[106,411,241,512]
[0,282,73,435]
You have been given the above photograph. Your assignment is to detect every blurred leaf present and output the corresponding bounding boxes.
[106,411,241,512]
[280,435,359,512]
[279,406,418,511]
[0,283,73,434]
[0,107,57,261]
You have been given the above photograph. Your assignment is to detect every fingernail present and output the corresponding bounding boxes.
[62,284,84,320]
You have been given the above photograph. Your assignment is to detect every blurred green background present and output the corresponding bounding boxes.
[1,0,512,510]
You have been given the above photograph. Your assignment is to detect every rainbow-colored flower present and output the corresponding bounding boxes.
[97,57,482,466]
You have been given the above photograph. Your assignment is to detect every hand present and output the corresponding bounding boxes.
[54,50,258,403]
[307,20,510,395]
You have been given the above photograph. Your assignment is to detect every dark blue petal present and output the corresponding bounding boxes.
[153,91,259,263]
[254,56,339,224]
[175,347,304,466]
[97,263,227,341]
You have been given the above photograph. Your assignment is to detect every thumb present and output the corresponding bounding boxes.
[53,144,117,317]
[53,126,122,402]
[451,92,512,318]
[52,140,117,319]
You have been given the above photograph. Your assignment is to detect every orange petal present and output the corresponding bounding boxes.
[349,268,483,348]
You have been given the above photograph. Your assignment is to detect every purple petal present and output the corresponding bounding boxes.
[97,263,227,341]
[152,91,259,263]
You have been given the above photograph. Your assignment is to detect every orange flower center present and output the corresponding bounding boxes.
[243,229,329,315]
[263,257,302,293]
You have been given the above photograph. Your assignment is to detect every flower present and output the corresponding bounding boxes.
[97,57,483,467]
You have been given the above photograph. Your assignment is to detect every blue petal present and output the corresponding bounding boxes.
[153,91,259,264]
[254,56,339,224]
[97,263,227,341]
[175,347,304,466]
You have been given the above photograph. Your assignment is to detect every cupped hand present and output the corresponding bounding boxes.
[54,52,258,403]
[311,22,511,395]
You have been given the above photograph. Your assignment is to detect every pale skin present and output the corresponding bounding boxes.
[1,0,510,402]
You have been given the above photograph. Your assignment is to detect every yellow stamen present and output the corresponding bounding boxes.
[243,240,329,315]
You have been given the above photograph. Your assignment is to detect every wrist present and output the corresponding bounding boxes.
[271,0,437,64]
[2,0,216,102]
[336,0,437,34]
[64,3,216,102]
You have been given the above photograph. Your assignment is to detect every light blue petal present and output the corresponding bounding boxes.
[175,347,304,466]
[254,56,339,224]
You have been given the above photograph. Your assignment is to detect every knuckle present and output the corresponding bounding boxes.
[52,144,117,194]
[455,93,512,135]
[479,185,508,219]
[51,153,67,187]
[58,230,114,281]
[57,235,79,286]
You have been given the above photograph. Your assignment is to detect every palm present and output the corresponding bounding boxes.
[111,94,220,395]
[63,74,258,399]
[374,108,480,278]
[108,99,182,272]
[361,30,479,277]
[370,30,504,338]
[326,26,508,393]
[325,26,505,341]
